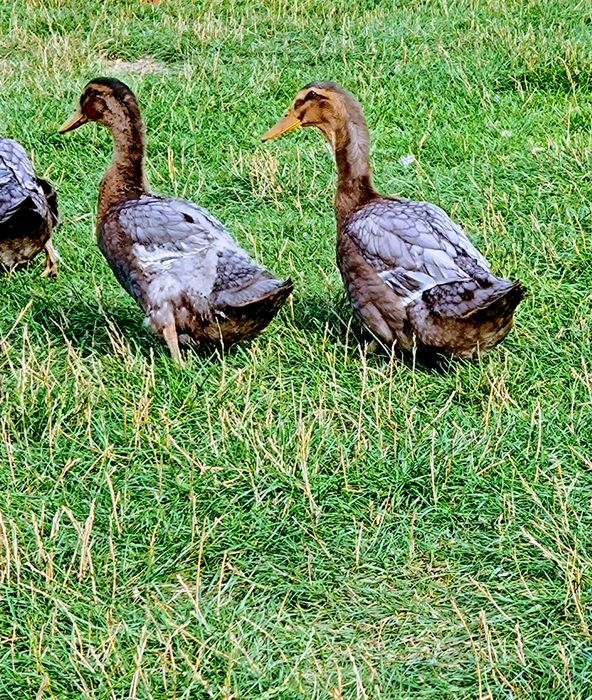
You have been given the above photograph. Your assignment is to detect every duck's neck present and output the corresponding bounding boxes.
[332,118,376,225]
[98,111,148,220]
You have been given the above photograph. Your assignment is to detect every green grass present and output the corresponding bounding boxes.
[1,0,592,697]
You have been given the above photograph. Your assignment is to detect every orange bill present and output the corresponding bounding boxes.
[261,113,301,141]
[58,108,88,134]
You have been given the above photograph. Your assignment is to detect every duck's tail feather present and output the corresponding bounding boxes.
[218,276,293,323]
[217,276,293,310]
[425,277,525,321]
[210,277,293,344]
[465,280,526,323]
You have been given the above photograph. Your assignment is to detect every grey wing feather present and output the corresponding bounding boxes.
[116,195,233,247]
[111,195,271,307]
[346,199,492,303]
[0,139,47,223]
[213,247,283,308]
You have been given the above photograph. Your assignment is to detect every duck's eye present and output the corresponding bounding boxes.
[306,90,318,101]
[82,94,106,119]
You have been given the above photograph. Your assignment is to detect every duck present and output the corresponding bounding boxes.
[59,78,292,362]
[263,82,525,359]
[0,138,59,276]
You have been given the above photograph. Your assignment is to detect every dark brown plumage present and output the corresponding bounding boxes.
[264,82,525,359]
[60,78,292,362]
[0,139,59,276]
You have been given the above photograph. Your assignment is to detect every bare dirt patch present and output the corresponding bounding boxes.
[104,58,166,75]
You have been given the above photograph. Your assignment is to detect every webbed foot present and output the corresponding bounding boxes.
[162,321,183,365]
[42,241,60,278]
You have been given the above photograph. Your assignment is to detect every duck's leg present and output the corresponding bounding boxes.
[162,320,182,364]
[42,241,60,278]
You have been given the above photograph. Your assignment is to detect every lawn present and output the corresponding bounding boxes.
[1,0,592,697]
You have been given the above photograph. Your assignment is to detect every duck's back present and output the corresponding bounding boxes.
[0,139,53,268]
[344,198,495,294]
[0,140,49,223]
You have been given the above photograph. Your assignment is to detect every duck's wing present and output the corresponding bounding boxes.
[345,199,493,304]
[112,196,233,248]
[0,139,47,224]
[103,195,274,306]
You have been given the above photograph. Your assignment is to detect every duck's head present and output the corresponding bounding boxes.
[262,82,363,147]
[59,78,140,133]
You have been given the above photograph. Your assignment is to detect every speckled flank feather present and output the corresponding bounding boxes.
[65,78,292,355]
[0,138,58,272]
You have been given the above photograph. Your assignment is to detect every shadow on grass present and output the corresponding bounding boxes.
[14,287,467,374]
[290,291,351,338]
[30,297,153,358]
[291,291,462,375]
[28,297,232,363]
